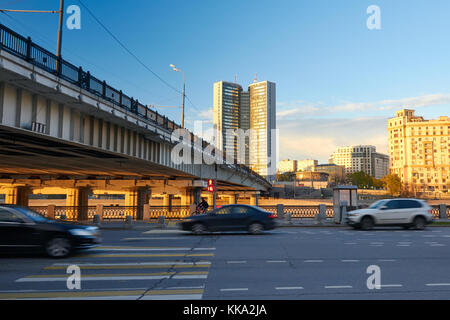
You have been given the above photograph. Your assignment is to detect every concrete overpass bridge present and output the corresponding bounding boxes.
[0,24,270,219]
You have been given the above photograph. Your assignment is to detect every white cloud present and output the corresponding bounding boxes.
[277,93,450,118]
[277,117,389,163]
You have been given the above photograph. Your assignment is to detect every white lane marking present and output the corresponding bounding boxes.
[227,261,247,264]
[380,284,403,288]
[324,285,353,289]
[220,288,248,292]
[370,242,384,245]
[426,283,450,287]
[275,287,304,290]
[304,260,323,263]
[142,229,188,234]
[344,242,357,245]
[51,261,211,267]
[90,247,215,251]
[341,260,360,263]
[266,260,287,263]
[396,244,410,247]
[122,237,182,240]
[377,259,396,262]
[430,244,446,247]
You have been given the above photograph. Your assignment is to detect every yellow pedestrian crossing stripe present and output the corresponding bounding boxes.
[78,253,214,258]
[0,289,204,300]
[24,271,208,278]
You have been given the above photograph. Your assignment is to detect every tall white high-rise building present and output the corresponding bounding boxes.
[248,80,276,179]
[213,79,276,180]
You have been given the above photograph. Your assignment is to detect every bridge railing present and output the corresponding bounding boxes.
[28,204,450,221]
[0,23,269,186]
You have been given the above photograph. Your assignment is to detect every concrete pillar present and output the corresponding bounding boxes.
[250,195,259,206]
[143,204,150,220]
[277,204,284,219]
[47,204,55,219]
[66,187,90,221]
[4,186,30,206]
[162,194,173,212]
[125,187,150,220]
[180,189,193,207]
[233,193,239,205]
[205,193,213,208]
[96,204,104,221]
[439,204,448,220]
[193,188,202,205]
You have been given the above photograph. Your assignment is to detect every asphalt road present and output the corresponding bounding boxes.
[2,226,450,300]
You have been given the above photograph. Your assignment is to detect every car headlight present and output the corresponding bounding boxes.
[69,229,95,236]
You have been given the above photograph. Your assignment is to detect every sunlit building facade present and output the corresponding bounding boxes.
[249,81,277,179]
[329,145,389,179]
[213,79,276,180]
[388,109,450,194]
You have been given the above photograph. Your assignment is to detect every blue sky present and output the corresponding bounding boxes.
[1,0,450,162]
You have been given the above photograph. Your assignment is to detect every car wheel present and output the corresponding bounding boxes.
[360,217,374,230]
[45,237,72,258]
[413,216,426,230]
[192,223,206,235]
[248,223,264,235]
[402,226,410,230]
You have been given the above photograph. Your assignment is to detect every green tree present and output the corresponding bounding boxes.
[381,174,402,196]
[346,171,374,189]
[276,171,295,182]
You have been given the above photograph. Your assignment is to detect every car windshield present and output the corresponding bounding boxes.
[368,200,387,209]
[14,207,49,223]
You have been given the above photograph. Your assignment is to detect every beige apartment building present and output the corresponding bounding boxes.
[297,159,318,172]
[278,159,297,173]
[388,109,450,194]
[329,145,389,179]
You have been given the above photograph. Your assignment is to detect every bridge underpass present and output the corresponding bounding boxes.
[0,24,270,220]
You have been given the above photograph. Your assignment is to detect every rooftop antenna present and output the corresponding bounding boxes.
[254,73,258,83]
[234,74,237,83]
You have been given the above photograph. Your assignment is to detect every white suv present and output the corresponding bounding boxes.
[346,198,434,230]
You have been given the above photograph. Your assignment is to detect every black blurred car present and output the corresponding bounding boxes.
[179,204,277,234]
[0,205,101,258]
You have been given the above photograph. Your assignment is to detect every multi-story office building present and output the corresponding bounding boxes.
[249,80,276,179]
[373,152,390,179]
[213,79,276,180]
[388,109,450,194]
[297,159,318,172]
[278,159,298,173]
[329,145,389,179]
[213,81,242,159]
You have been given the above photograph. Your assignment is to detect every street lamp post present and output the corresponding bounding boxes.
[0,0,64,73]
[169,64,185,128]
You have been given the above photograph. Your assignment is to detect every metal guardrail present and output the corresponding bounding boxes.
[0,23,269,187]
[29,204,450,221]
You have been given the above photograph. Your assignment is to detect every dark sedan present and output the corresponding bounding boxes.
[0,205,101,258]
[179,204,277,234]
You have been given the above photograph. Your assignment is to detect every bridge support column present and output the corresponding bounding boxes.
[3,187,30,206]
[250,194,259,206]
[233,193,239,204]
[163,194,173,212]
[193,188,202,205]
[66,187,91,221]
[180,189,193,207]
[205,193,214,208]
[125,187,150,220]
